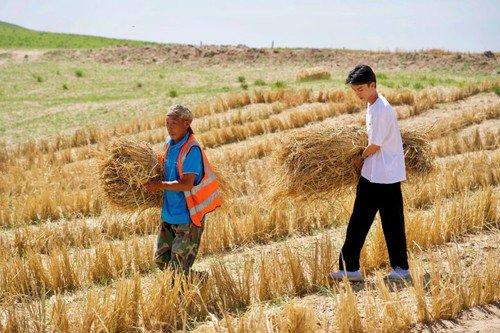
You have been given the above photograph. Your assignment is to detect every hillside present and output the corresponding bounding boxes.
[0,20,151,49]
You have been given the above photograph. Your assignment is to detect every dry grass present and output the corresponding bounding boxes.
[335,281,363,332]
[197,100,363,149]
[2,175,495,299]
[2,82,492,171]
[0,185,497,331]
[0,82,491,191]
[0,183,102,228]
[432,128,499,157]
[0,236,156,299]
[0,149,495,301]
[272,124,433,199]
[0,211,159,257]
[361,251,500,332]
[225,244,497,333]
[426,104,500,139]
[194,302,321,333]
[296,67,331,81]
[98,138,163,210]
[0,79,499,331]
[2,88,319,164]
[409,81,497,116]
[193,102,288,133]
[195,241,499,333]
[5,89,487,229]
[0,143,496,270]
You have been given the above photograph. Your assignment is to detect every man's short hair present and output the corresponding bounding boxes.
[345,65,376,85]
[167,104,193,122]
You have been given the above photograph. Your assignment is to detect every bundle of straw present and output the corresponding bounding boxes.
[273,124,433,198]
[296,67,331,82]
[400,129,434,174]
[99,138,163,210]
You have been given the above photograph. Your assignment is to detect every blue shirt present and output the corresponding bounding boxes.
[161,132,203,224]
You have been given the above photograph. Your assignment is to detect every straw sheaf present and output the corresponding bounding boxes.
[98,138,163,210]
[296,67,331,81]
[272,124,434,199]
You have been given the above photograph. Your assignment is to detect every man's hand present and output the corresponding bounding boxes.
[353,155,364,175]
[144,181,164,192]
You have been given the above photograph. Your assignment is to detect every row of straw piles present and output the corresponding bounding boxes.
[99,138,163,210]
[272,124,434,199]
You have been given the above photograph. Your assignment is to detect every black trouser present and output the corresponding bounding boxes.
[338,176,409,271]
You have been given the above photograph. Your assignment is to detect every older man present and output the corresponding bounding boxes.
[145,104,221,274]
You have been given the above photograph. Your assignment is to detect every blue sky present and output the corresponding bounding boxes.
[1,0,499,51]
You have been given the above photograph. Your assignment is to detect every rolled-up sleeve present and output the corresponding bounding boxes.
[368,110,389,146]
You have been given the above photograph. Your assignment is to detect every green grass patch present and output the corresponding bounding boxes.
[254,79,266,86]
[376,72,483,90]
[273,80,287,88]
[0,20,151,49]
[0,60,495,145]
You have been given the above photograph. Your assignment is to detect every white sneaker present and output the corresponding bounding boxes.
[387,267,411,281]
[329,270,364,282]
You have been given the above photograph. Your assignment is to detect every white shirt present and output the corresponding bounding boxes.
[361,94,406,184]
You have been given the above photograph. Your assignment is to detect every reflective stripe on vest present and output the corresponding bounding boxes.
[162,133,221,226]
[186,189,221,225]
[188,172,217,196]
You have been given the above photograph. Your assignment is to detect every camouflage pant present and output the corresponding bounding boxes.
[154,220,204,274]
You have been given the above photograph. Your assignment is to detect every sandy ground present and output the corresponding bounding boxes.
[413,301,500,332]
[0,49,44,65]
[0,45,498,72]
[46,46,500,72]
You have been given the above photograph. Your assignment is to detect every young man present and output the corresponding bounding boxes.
[145,104,221,274]
[330,65,410,282]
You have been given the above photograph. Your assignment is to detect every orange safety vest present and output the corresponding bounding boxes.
[157,133,221,227]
